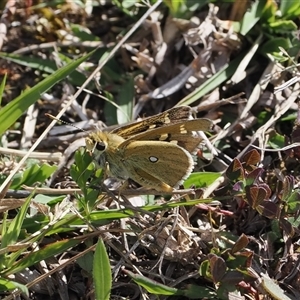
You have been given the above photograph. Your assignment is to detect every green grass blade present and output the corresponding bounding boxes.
[125,269,181,296]
[176,52,245,107]
[0,49,96,135]
[0,52,86,86]
[0,73,7,106]
[2,238,82,276]
[0,193,33,248]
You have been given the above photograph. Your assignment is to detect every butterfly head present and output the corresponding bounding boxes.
[85,131,126,169]
[86,132,108,155]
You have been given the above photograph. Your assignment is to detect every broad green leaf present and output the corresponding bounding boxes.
[0,278,28,295]
[267,20,297,33]
[268,132,285,149]
[280,0,300,18]
[184,172,221,189]
[10,163,57,190]
[234,0,267,35]
[70,23,100,41]
[93,239,111,300]
[262,274,293,300]
[77,251,94,273]
[34,194,65,206]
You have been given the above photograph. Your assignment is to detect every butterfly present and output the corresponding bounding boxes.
[85,106,212,192]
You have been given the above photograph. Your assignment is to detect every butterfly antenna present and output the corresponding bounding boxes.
[45,113,86,132]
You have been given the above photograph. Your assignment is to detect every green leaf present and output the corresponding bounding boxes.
[177,52,245,106]
[234,0,267,35]
[0,52,58,73]
[268,132,285,149]
[163,0,207,17]
[102,92,118,126]
[9,163,57,190]
[0,278,28,295]
[2,238,82,276]
[70,23,100,42]
[93,239,112,300]
[259,37,292,57]
[184,172,221,189]
[77,251,94,273]
[70,149,94,189]
[267,20,297,33]
[182,284,217,299]
[116,75,134,124]
[0,73,7,106]
[280,0,300,18]
[164,0,184,14]
[1,193,33,248]
[262,273,294,300]
[125,269,182,296]
[0,52,88,87]
[34,194,65,206]
[70,149,104,213]
[286,190,300,212]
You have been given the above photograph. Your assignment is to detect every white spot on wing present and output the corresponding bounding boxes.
[149,156,158,163]
[159,133,168,141]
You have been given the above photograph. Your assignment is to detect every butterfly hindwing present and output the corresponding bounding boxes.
[121,140,194,191]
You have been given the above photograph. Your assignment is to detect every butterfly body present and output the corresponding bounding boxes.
[86,131,128,179]
[85,106,212,192]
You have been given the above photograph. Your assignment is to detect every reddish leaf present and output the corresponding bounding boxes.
[245,185,268,208]
[226,158,244,181]
[245,168,264,186]
[208,254,226,284]
[257,201,280,219]
[287,118,300,158]
[221,268,256,285]
[241,149,261,167]
[232,181,244,192]
[280,218,294,237]
[231,234,249,254]
[291,127,300,143]
[282,176,294,201]
[260,183,272,199]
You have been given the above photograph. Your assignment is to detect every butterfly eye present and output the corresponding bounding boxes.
[96,142,106,151]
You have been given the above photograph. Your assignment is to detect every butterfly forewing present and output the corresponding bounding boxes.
[111,106,193,139]
[120,118,212,152]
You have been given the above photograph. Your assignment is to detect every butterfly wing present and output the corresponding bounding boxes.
[120,118,212,153]
[121,141,194,192]
[111,106,193,139]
